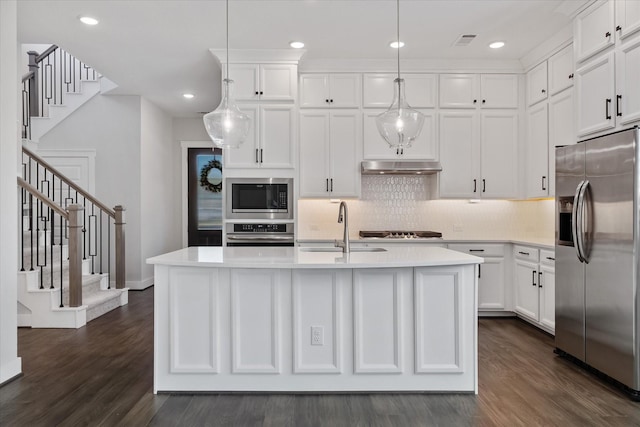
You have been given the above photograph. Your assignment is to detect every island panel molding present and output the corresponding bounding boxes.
[231,269,282,374]
[414,268,464,373]
[353,269,406,374]
[169,268,219,374]
[292,270,344,373]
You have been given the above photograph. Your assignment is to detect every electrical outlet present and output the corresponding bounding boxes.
[311,326,324,346]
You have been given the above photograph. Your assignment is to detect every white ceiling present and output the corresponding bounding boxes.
[17,0,588,118]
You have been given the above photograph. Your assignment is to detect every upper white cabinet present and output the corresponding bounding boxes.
[362,110,437,160]
[439,74,518,109]
[526,62,548,106]
[616,0,640,41]
[574,0,640,138]
[363,74,437,108]
[224,105,295,169]
[227,64,297,102]
[574,0,615,64]
[439,110,518,199]
[299,110,361,198]
[526,103,549,198]
[299,74,361,108]
[548,45,575,96]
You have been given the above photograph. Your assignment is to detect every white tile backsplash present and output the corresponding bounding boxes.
[298,176,555,241]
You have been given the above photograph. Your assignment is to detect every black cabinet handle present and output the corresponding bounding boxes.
[541,89,546,94]
[482,99,486,104]
[325,99,329,103]
[546,256,555,261]
[482,179,486,193]
[532,270,537,286]
[396,148,400,155]
[568,73,574,79]
[260,148,263,163]
[260,91,264,95]
[519,251,530,256]
[617,94,622,117]
[255,149,259,163]
[473,179,477,193]
[478,264,481,279]
[473,99,477,104]
[326,178,329,192]
[330,99,334,103]
[606,98,612,119]
[469,249,485,252]
[330,178,333,192]
[616,25,622,32]
[400,148,404,155]
[255,91,259,95]
[542,176,546,191]
[605,31,611,38]
[538,271,543,288]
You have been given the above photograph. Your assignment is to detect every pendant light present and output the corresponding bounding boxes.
[203,0,251,149]
[375,0,424,149]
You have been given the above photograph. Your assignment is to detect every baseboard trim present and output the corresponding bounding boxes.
[125,276,154,290]
[0,358,23,386]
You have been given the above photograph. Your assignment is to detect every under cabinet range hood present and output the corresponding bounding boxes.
[360,160,442,175]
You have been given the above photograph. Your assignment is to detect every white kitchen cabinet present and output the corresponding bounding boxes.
[526,62,548,106]
[526,103,549,198]
[224,105,295,169]
[616,36,640,125]
[439,111,518,199]
[575,52,616,137]
[548,89,575,195]
[615,0,640,41]
[299,74,361,108]
[439,74,518,109]
[447,243,506,312]
[548,45,574,96]
[574,0,615,64]
[363,73,437,109]
[227,64,297,102]
[362,110,437,160]
[513,246,555,334]
[299,110,361,198]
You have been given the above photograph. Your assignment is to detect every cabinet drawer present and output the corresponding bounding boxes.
[447,243,504,257]
[540,250,556,266]
[514,245,539,262]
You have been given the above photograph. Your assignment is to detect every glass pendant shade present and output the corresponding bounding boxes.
[203,78,251,149]
[375,78,425,148]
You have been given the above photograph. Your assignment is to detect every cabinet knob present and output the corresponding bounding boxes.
[541,89,546,94]
[616,25,622,32]
[473,99,477,104]
[568,73,574,79]
[260,91,264,95]
[255,91,259,95]
[482,99,486,104]
[605,31,611,38]
[325,99,329,103]
[330,99,334,103]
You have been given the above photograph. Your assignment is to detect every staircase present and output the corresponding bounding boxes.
[18,45,128,329]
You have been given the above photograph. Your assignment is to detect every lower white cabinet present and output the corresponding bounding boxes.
[514,245,555,334]
[448,243,506,313]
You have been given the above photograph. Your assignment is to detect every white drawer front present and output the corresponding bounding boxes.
[540,249,555,266]
[514,245,539,262]
[447,243,504,257]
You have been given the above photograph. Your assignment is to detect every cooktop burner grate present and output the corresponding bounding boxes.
[359,230,443,239]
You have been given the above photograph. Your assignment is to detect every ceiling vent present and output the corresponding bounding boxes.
[453,34,477,47]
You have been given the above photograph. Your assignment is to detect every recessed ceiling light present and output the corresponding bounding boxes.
[183,93,195,99]
[289,41,305,49]
[489,41,505,49]
[79,16,99,26]
[390,41,405,49]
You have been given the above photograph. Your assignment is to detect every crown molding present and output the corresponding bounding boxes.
[210,49,307,65]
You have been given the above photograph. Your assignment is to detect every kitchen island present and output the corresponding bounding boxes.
[147,246,482,393]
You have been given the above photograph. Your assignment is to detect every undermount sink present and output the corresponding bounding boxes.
[300,247,387,253]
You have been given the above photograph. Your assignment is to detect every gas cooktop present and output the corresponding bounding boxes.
[359,230,443,239]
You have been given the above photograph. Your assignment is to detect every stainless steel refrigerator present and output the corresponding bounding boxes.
[555,126,640,398]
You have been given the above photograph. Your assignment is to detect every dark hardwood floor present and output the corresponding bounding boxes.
[1,288,639,426]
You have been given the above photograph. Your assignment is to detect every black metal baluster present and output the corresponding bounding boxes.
[89,203,96,274]
[82,195,87,260]
[28,158,34,271]
[107,219,111,289]
[36,165,42,288]
[49,208,54,289]
[99,210,103,274]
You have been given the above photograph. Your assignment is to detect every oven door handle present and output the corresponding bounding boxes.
[226,234,295,241]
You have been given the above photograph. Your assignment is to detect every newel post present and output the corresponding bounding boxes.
[26,51,39,117]
[67,204,84,307]
[114,205,126,289]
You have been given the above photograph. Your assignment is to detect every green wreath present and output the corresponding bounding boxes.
[199,159,223,193]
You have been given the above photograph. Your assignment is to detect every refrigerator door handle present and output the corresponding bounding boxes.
[572,180,586,263]
[577,180,592,263]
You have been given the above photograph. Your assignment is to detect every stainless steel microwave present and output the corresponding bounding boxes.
[225,178,293,220]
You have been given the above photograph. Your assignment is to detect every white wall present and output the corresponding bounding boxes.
[140,98,180,286]
[39,95,145,287]
[0,0,22,384]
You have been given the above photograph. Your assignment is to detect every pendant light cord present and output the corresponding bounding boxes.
[396,0,400,81]
[225,0,231,79]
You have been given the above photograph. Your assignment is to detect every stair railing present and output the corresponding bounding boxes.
[20,146,126,295]
[17,177,84,307]
[21,45,98,140]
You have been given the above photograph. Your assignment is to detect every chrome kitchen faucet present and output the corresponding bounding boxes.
[335,201,350,253]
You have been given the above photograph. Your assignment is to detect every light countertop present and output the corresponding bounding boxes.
[297,238,555,250]
[147,246,483,269]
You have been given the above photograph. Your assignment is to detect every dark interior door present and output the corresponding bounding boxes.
[188,148,223,246]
